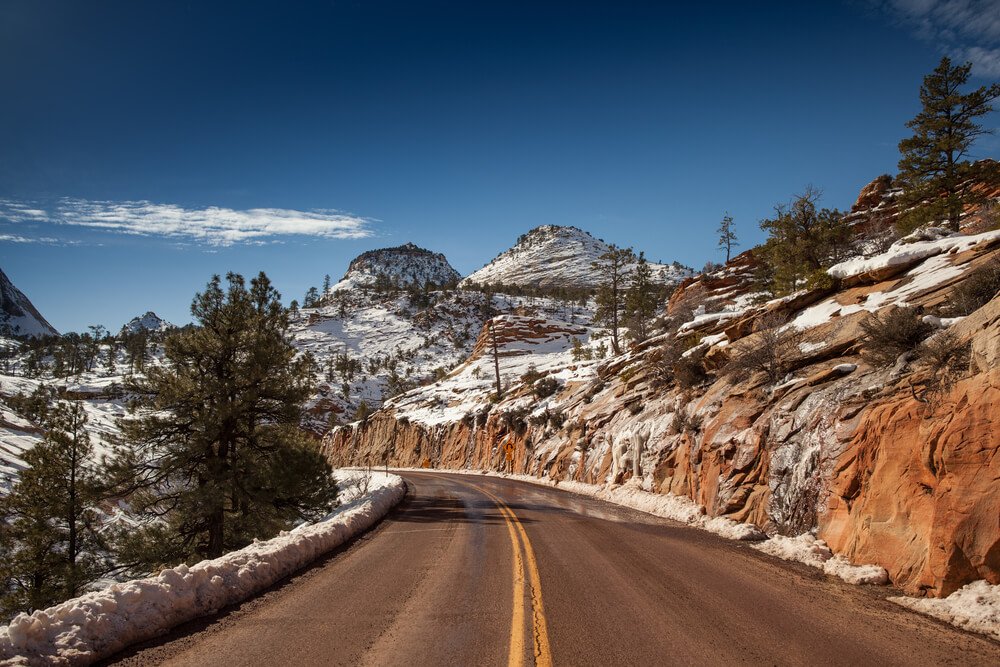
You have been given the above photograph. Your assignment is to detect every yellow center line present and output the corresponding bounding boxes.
[449,477,553,667]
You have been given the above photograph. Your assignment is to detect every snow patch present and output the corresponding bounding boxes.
[890,580,1000,642]
[752,534,888,585]
[0,471,405,665]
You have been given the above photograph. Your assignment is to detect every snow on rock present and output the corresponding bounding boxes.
[891,580,1000,642]
[119,311,174,335]
[0,269,58,339]
[0,470,405,666]
[461,225,693,290]
[827,229,1000,282]
[330,242,460,292]
[752,534,888,585]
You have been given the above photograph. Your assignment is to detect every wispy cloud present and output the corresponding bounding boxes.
[874,0,1000,77]
[0,233,68,245]
[0,198,376,247]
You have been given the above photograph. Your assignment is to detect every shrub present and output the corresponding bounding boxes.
[648,338,708,390]
[520,366,544,386]
[724,315,803,383]
[670,407,702,434]
[859,306,934,368]
[532,376,560,399]
[918,331,971,396]
[949,257,1000,316]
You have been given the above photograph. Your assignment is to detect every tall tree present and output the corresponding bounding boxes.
[592,245,636,355]
[111,273,337,570]
[717,213,739,263]
[897,57,1000,232]
[303,286,320,308]
[322,274,331,294]
[758,187,847,294]
[623,252,659,343]
[0,401,110,617]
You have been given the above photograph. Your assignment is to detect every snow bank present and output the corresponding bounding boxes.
[828,229,1000,280]
[752,534,888,585]
[0,470,405,666]
[890,580,1000,642]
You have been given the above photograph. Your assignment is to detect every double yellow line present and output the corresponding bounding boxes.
[452,479,552,667]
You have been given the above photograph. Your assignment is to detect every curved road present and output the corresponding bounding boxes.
[107,472,1000,666]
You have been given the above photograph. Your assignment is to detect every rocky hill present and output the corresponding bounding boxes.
[322,176,1000,599]
[461,225,694,290]
[0,269,57,338]
[120,311,174,335]
[330,242,460,292]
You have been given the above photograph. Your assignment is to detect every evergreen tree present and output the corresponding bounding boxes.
[758,187,847,294]
[717,213,739,262]
[111,273,337,570]
[322,274,331,294]
[0,401,110,617]
[897,57,1000,232]
[623,252,659,343]
[303,286,320,308]
[592,245,636,355]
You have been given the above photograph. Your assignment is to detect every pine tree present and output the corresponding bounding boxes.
[758,187,847,294]
[0,401,110,617]
[717,213,739,263]
[303,286,320,308]
[592,245,636,355]
[111,273,337,569]
[897,57,1000,232]
[623,252,659,343]
[322,274,331,294]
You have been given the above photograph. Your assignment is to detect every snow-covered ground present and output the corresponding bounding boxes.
[381,312,602,427]
[299,290,598,427]
[0,470,405,665]
[0,366,134,493]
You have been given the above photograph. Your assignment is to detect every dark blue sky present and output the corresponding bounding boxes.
[2,0,998,332]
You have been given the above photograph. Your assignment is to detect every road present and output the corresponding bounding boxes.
[106,471,1000,666]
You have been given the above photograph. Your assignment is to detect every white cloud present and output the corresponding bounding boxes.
[957,45,1000,77]
[877,0,1000,77]
[0,234,77,245]
[887,0,1000,42]
[0,198,375,246]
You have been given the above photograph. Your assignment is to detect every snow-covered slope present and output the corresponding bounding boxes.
[461,225,695,290]
[291,286,595,431]
[121,311,174,334]
[330,242,460,292]
[0,268,58,338]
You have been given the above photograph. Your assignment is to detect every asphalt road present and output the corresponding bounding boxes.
[106,471,1000,666]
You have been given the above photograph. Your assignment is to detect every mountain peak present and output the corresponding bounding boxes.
[461,226,694,290]
[332,243,460,292]
[121,311,174,334]
[0,268,58,338]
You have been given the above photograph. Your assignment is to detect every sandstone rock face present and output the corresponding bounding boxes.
[322,179,1000,598]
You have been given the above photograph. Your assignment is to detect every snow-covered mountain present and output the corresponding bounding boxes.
[121,311,174,335]
[330,242,460,293]
[461,225,695,290]
[0,268,58,338]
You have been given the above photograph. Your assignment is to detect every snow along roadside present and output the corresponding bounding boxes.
[0,470,406,666]
[392,467,887,584]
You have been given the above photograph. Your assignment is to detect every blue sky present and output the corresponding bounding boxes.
[2,0,999,333]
